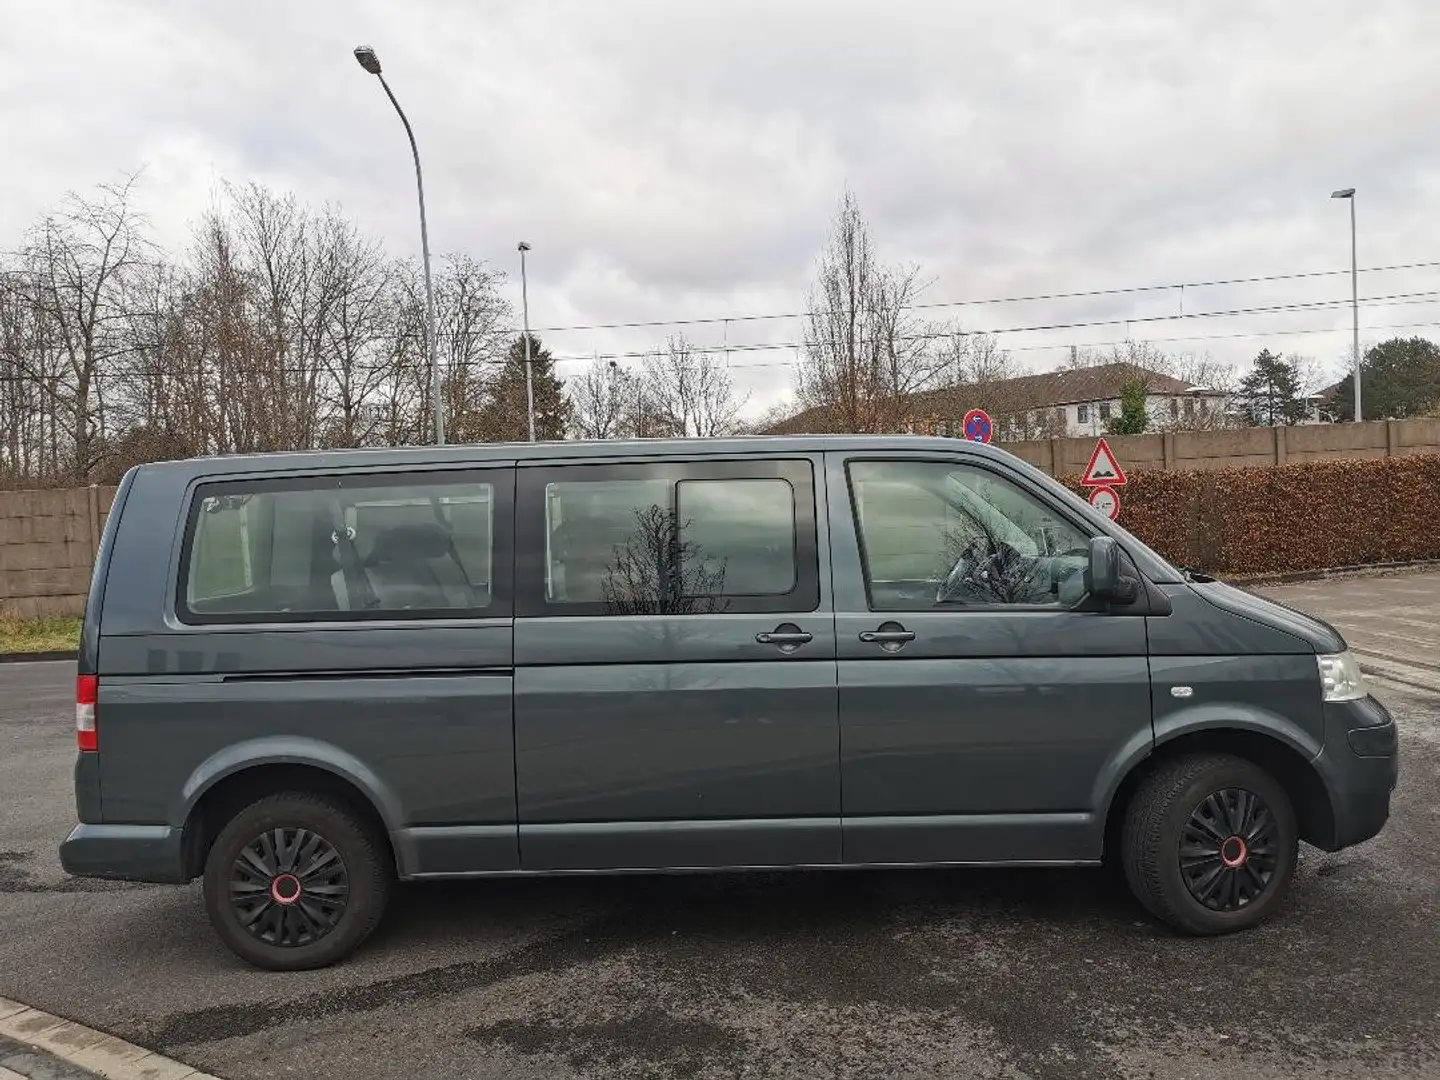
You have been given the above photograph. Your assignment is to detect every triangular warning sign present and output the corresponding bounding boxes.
[1081,437,1128,487]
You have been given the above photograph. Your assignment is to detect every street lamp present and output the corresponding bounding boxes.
[518,242,536,442]
[1331,187,1360,423]
[354,45,444,445]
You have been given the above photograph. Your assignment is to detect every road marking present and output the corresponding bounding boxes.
[1340,626,1440,649]
[0,998,220,1080]
[1357,653,1440,695]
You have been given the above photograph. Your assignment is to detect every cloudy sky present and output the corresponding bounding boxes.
[4,0,1438,413]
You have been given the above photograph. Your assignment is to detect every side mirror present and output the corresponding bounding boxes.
[1088,535,1138,604]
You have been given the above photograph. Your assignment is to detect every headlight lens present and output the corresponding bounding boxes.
[1317,651,1368,702]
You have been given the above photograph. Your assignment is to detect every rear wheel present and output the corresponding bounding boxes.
[203,792,392,970]
[1122,753,1298,935]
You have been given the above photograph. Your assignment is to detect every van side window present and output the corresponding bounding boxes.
[847,460,1091,610]
[179,472,511,623]
[518,460,818,617]
[677,479,797,596]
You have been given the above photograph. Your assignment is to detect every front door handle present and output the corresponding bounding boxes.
[756,623,813,650]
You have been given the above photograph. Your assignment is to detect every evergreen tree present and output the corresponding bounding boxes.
[1236,349,1307,426]
[1107,377,1149,435]
[476,334,571,441]
[1324,337,1440,421]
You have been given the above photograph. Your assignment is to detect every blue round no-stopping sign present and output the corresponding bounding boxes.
[962,408,993,443]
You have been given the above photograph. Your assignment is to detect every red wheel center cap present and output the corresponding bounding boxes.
[270,873,302,904]
[1220,836,1248,868]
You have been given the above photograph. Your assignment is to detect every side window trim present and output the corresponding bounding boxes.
[843,454,1099,615]
[174,467,516,626]
[515,458,820,618]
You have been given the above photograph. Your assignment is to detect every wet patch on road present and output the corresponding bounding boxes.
[143,861,1439,1080]
[468,1007,743,1080]
[0,850,148,895]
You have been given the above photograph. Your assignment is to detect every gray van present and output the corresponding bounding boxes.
[60,436,1398,969]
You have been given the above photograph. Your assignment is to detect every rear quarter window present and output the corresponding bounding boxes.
[178,471,512,623]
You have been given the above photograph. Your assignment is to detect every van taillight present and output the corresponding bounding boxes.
[76,675,98,752]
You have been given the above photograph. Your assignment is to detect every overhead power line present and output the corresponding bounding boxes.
[513,259,1440,336]
[7,312,1440,384]
[544,288,1440,363]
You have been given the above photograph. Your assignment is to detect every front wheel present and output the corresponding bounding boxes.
[203,792,392,970]
[1122,753,1298,935]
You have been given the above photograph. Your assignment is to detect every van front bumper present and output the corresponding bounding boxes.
[59,823,189,884]
[1313,695,1399,851]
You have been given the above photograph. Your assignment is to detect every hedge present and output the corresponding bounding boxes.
[1059,454,1440,577]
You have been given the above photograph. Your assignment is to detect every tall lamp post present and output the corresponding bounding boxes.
[518,242,536,442]
[1331,187,1361,423]
[354,45,444,445]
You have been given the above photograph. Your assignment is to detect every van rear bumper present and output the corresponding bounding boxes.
[60,824,189,884]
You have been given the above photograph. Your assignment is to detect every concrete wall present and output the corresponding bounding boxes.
[4,416,1440,619]
[0,485,117,619]
[1001,417,1440,477]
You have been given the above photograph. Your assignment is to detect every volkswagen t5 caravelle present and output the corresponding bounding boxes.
[60,436,1398,969]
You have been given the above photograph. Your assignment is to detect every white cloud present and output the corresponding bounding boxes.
[3,0,1438,414]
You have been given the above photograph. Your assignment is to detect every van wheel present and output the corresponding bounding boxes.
[1121,753,1298,935]
[203,792,392,970]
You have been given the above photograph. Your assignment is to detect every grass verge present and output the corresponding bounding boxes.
[0,616,81,655]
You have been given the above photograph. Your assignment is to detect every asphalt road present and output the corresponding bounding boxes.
[2,589,1437,1079]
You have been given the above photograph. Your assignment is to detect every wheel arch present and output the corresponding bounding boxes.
[1103,727,1336,858]
[177,741,401,880]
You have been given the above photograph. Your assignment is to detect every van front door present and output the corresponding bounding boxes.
[513,456,839,870]
[827,452,1152,865]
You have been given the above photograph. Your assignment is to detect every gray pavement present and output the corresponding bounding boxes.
[1,576,1437,1080]
[1258,570,1440,693]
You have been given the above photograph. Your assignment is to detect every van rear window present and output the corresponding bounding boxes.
[179,473,506,623]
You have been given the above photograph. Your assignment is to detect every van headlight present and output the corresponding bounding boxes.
[1317,651,1368,702]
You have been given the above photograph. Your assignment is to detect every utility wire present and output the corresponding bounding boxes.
[7,311,1440,384]
[510,259,1440,335]
[545,288,1440,363]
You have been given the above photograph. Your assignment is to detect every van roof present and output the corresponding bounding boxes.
[129,434,1016,478]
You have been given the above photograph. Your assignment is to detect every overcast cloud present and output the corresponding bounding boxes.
[4,0,1438,411]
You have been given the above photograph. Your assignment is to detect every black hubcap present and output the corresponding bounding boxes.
[1179,788,1280,912]
[229,828,349,947]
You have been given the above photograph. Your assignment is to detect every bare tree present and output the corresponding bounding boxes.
[311,209,396,448]
[638,334,749,438]
[794,189,945,433]
[937,329,1013,388]
[569,359,632,439]
[423,255,510,444]
[7,176,152,481]
[735,400,799,436]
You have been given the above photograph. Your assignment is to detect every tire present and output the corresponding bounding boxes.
[203,791,392,970]
[1121,753,1298,935]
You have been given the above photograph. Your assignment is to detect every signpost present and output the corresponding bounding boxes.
[962,408,993,444]
[1080,437,1126,521]
[1088,485,1121,520]
[1080,438,1128,487]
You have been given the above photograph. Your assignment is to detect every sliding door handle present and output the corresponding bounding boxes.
[756,622,813,651]
[859,622,916,651]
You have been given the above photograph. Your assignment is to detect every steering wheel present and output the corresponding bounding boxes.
[936,537,1024,604]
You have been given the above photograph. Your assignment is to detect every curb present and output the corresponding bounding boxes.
[0,652,74,664]
[0,998,220,1080]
